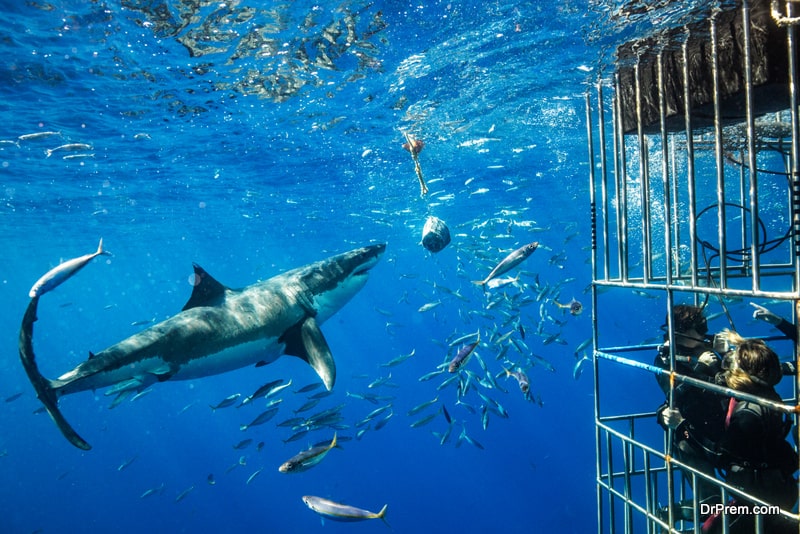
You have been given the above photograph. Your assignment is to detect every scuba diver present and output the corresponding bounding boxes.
[667,331,799,534]
[654,305,727,526]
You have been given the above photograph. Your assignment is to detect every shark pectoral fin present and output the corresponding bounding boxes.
[281,318,336,391]
[301,318,336,391]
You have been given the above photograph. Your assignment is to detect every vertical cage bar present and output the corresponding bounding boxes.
[710,12,729,288]
[605,429,616,531]
[643,451,653,534]
[588,88,605,534]
[738,149,748,277]
[670,137,681,279]
[614,73,629,281]
[634,56,653,282]
[788,2,800,288]
[598,83,612,280]
[787,4,800,481]
[741,0,761,290]
[588,91,598,281]
[657,50,675,286]
[683,31,700,290]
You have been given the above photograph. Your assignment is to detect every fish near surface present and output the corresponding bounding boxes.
[19,244,386,450]
[28,239,110,298]
[473,242,538,287]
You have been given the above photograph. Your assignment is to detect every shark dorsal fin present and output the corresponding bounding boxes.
[182,263,228,311]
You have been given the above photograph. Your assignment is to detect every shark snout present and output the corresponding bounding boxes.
[354,243,387,276]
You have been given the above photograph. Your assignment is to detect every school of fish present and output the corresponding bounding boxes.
[11,168,594,522]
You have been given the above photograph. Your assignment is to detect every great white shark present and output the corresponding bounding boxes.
[19,243,386,450]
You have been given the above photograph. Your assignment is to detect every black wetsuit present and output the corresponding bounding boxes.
[773,317,799,377]
[774,317,798,343]
[654,343,726,509]
[705,390,799,534]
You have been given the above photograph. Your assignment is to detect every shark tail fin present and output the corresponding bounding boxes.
[19,297,92,450]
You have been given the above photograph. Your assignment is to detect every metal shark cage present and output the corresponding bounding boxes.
[586,0,800,532]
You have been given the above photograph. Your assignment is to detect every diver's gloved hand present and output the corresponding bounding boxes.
[660,407,685,430]
[696,351,721,374]
[750,303,782,325]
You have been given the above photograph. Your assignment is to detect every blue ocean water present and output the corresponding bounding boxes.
[0,1,719,533]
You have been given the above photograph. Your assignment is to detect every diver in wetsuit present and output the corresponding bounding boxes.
[688,332,798,534]
[654,305,726,524]
[751,303,797,342]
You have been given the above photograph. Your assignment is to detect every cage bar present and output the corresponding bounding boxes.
[588,0,800,532]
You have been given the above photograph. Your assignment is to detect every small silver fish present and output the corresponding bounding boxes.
[233,438,253,450]
[380,349,416,367]
[283,429,309,444]
[279,433,338,474]
[240,379,284,406]
[140,483,164,499]
[210,393,241,411]
[265,379,293,399]
[573,354,591,380]
[504,367,531,400]
[373,411,393,431]
[293,398,321,414]
[485,273,521,290]
[240,406,280,431]
[29,239,110,298]
[246,468,263,485]
[363,404,393,421]
[18,131,61,141]
[574,337,592,356]
[302,495,389,524]
[45,142,92,158]
[418,368,446,382]
[368,373,392,389]
[458,426,484,450]
[295,382,322,394]
[175,485,194,503]
[473,242,538,287]
[117,454,138,472]
[407,396,439,416]
[448,332,481,373]
[418,301,442,313]
[410,408,442,428]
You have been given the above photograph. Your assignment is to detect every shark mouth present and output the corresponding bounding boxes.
[351,243,386,277]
